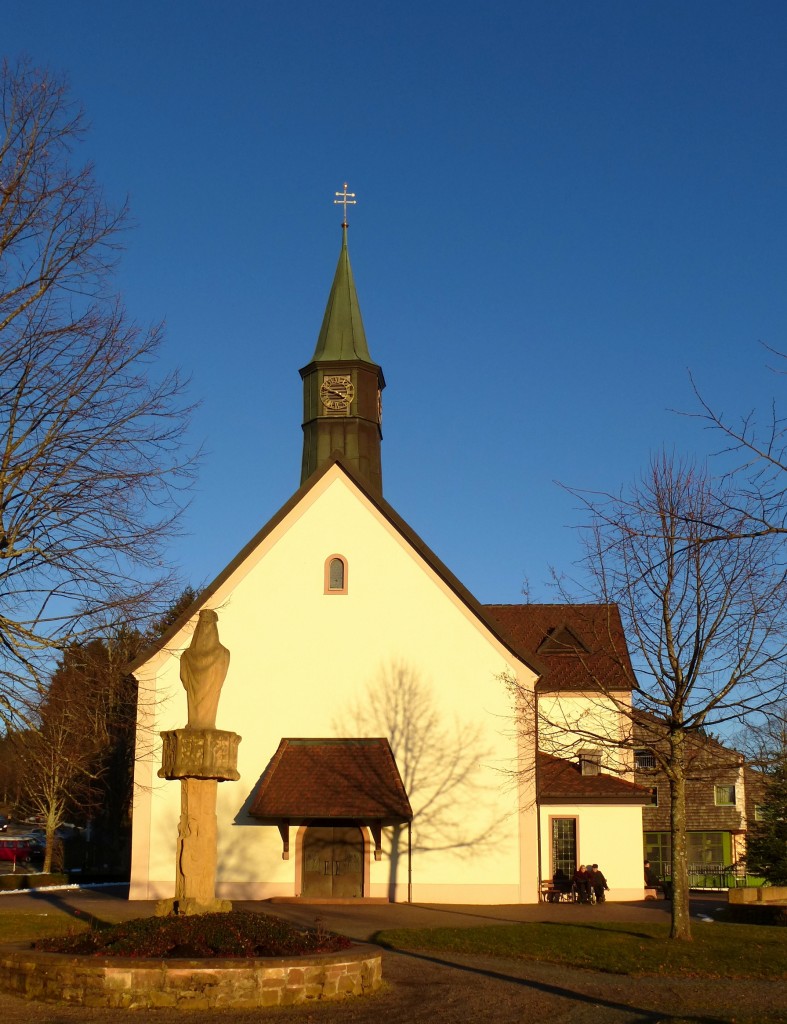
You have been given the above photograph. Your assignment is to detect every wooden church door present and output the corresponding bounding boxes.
[302,826,363,898]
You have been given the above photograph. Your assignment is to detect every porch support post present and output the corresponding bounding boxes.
[277,820,290,860]
[370,820,383,861]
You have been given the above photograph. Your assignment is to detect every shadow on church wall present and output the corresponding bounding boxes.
[337,660,510,899]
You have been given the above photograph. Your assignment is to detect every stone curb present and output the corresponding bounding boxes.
[0,942,382,1009]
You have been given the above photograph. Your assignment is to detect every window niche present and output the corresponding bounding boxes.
[324,554,348,595]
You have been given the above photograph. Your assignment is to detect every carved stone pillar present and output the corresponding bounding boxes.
[155,610,241,917]
[156,729,241,916]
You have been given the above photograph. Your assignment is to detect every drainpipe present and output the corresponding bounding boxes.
[535,690,542,895]
[407,820,412,903]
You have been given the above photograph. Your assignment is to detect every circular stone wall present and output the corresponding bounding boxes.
[0,942,382,1009]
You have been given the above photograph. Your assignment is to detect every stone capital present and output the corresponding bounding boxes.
[158,728,241,781]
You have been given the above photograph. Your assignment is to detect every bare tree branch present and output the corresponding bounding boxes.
[514,452,787,939]
[0,58,199,715]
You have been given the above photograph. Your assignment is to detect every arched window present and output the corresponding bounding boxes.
[324,554,348,595]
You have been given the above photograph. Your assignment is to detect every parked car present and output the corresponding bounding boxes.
[0,816,9,833]
[0,838,35,869]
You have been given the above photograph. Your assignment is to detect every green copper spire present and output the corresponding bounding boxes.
[310,225,372,363]
[300,187,385,492]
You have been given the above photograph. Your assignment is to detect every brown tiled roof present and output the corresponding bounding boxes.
[538,752,651,804]
[248,738,413,822]
[485,604,635,693]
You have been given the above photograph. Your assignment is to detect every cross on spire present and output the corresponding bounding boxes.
[334,182,356,227]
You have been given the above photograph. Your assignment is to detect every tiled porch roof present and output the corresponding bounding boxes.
[248,738,413,822]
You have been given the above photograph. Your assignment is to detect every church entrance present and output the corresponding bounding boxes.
[301,825,364,898]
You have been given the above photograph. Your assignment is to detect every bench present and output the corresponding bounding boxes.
[540,880,573,902]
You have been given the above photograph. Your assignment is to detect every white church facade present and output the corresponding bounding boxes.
[129,217,649,904]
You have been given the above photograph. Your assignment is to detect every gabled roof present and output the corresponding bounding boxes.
[538,752,651,804]
[485,604,635,693]
[248,738,412,822]
[128,454,544,677]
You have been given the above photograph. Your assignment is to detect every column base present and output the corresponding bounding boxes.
[155,897,233,917]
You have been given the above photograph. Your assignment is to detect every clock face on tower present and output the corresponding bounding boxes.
[320,374,355,411]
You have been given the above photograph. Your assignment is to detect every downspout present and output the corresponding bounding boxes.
[407,819,412,903]
[534,687,542,893]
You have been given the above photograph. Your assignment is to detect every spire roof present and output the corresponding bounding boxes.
[310,225,372,363]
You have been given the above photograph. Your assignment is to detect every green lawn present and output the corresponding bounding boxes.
[0,911,95,944]
[374,920,787,980]
[2,908,784,983]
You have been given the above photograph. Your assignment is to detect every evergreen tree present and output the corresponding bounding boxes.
[746,762,787,884]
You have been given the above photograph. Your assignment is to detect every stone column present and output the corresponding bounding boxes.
[155,610,241,917]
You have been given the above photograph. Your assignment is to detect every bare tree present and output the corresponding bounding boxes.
[511,453,787,939]
[12,634,135,872]
[339,661,504,896]
[691,348,787,539]
[10,584,199,872]
[0,58,196,717]
[736,700,787,772]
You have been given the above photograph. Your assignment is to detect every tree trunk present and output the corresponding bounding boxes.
[42,824,54,875]
[669,731,692,940]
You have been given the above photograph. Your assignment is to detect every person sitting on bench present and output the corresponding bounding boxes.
[551,868,571,899]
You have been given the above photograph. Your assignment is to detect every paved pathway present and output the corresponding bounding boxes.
[0,883,725,938]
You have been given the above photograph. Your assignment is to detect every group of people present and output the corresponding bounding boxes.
[551,863,609,903]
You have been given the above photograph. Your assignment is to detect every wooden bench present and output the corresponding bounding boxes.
[541,880,572,902]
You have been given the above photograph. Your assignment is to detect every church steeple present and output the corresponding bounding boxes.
[310,225,372,364]
[300,188,385,492]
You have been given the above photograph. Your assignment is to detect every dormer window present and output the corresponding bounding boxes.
[635,749,656,770]
[579,749,601,777]
[324,555,348,595]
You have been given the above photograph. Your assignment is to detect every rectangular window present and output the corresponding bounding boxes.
[635,749,656,770]
[646,832,731,880]
[579,749,601,776]
[714,784,736,806]
[551,817,577,877]
[650,786,659,806]
[643,832,670,879]
[687,831,726,865]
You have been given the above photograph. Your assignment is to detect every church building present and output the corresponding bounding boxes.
[129,202,650,904]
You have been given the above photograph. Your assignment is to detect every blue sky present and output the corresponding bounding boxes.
[6,2,787,604]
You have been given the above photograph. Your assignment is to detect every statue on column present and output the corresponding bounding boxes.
[157,608,241,917]
[180,609,230,730]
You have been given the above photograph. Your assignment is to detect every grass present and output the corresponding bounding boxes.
[374,920,787,980]
[0,911,94,944]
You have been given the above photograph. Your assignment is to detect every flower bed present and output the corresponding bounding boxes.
[0,911,381,1008]
[34,910,352,958]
